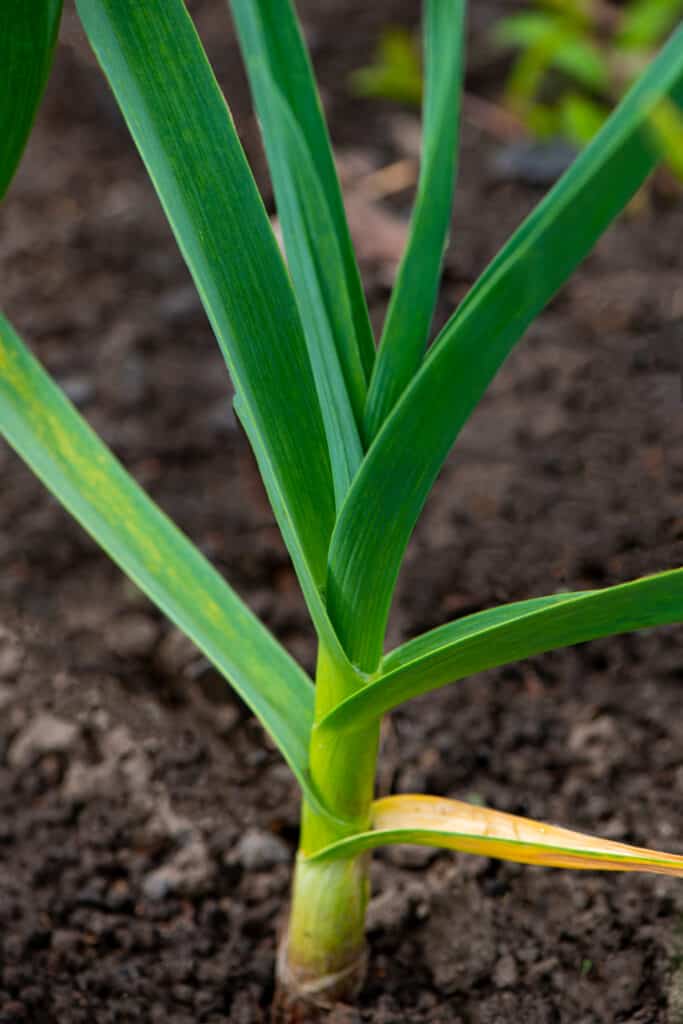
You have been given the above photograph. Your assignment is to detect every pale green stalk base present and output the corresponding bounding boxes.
[276,646,379,1007]
[278,851,370,1003]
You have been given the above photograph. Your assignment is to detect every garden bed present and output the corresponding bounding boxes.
[1,2,682,1021]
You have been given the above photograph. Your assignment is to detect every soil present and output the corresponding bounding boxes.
[1,1,683,1022]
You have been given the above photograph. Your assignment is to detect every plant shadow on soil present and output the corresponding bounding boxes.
[1,1,682,1021]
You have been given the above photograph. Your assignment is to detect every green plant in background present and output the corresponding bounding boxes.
[2,0,683,1011]
[350,26,424,107]
[495,0,683,167]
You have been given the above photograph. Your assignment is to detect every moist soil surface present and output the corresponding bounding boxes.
[1,2,683,1021]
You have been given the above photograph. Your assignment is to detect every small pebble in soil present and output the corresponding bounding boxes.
[58,373,95,407]
[156,627,198,677]
[491,139,578,186]
[7,713,79,768]
[105,613,159,658]
[493,952,519,989]
[385,843,436,869]
[143,836,215,899]
[229,828,290,871]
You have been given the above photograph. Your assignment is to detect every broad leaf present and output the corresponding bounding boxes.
[228,0,375,391]
[318,570,683,734]
[308,795,683,878]
[0,315,315,797]
[364,0,466,442]
[76,0,335,592]
[326,24,683,672]
[0,0,63,199]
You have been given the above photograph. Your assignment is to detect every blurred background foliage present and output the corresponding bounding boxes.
[350,0,683,178]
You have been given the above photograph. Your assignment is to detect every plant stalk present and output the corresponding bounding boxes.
[277,644,379,1008]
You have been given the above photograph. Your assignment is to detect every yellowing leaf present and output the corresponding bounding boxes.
[309,794,683,878]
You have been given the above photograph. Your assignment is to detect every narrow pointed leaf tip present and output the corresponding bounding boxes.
[364,0,466,442]
[1,0,63,199]
[308,795,683,878]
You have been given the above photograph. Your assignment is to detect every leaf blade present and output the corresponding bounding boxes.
[76,0,335,591]
[308,795,683,878]
[318,569,683,734]
[0,0,63,199]
[239,70,364,505]
[364,0,466,442]
[233,392,361,694]
[0,314,315,795]
[228,0,375,387]
[327,25,683,671]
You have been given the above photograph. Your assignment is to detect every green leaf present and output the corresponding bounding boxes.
[233,67,363,507]
[326,24,683,672]
[550,36,610,92]
[317,571,683,735]
[648,95,683,178]
[559,92,609,145]
[496,13,608,92]
[0,314,315,797]
[308,794,683,879]
[618,0,683,51]
[364,0,466,442]
[75,0,335,593]
[494,12,568,51]
[228,0,375,390]
[234,393,360,695]
[0,0,63,199]
[350,27,424,107]
[497,11,610,114]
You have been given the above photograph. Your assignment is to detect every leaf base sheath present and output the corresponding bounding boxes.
[276,853,369,1008]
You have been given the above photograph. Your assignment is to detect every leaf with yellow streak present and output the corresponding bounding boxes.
[308,794,683,878]
[0,313,320,808]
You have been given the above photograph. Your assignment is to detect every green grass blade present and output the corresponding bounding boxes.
[364,0,466,442]
[236,70,363,506]
[234,394,361,695]
[0,0,63,199]
[76,0,335,592]
[380,591,591,676]
[317,570,683,734]
[308,795,683,879]
[327,25,683,672]
[228,0,375,387]
[0,314,314,795]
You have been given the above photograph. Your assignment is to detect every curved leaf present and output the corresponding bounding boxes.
[228,0,375,388]
[1,0,63,199]
[318,570,683,734]
[0,315,315,797]
[308,795,683,878]
[326,25,683,672]
[76,0,335,593]
[364,0,466,441]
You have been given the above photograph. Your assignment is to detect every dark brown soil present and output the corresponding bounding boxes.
[1,2,682,1021]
